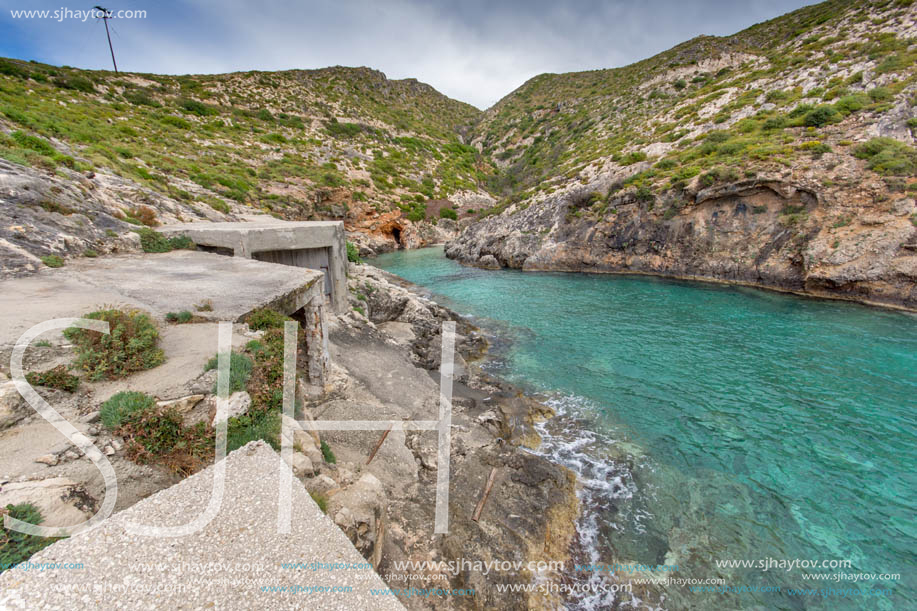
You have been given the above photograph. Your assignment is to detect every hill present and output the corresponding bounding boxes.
[448,0,917,309]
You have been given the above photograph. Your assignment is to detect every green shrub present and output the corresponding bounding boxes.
[165,310,193,324]
[64,309,165,380]
[123,89,160,107]
[40,255,64,268]
[204,352,253,394]
[52,75,94,93]
[0,504,58,572]
[868,87,891,102]
[320,440,336,464]
[834,94,870,114]
[100,390,156,429]
[25,365,79,392]
[134,228,194,253]
[621,151,647,165]
[246,308,290,331]
[346,241,362,264]
[803,105,839,127]
[160,115,191,129]
[11,131,56,156]
[854,138,917,176]
[439,207,458,220]
[673,79,687,90]
[83,249,98,258]
[179,98,218,116]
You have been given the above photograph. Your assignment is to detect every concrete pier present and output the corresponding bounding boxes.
[157,221,349,314]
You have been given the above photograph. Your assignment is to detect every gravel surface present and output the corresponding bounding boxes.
[0,441,404,610]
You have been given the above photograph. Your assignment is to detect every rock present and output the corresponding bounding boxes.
[189,370,219,395]
[103,445,115,456]
[80,410,101,424]
[477,254,501,269]
[35,454,58,466]
[63,450,79,461]
[293,429,316,452]
[0,381,28,430]
[308,474,338,494]
[209,391,251,426]
[290,451,314,477]
[303,445,324,466]
[0,478,96,527]
[329,472,385,556]
[110,438,123,451]
[157,394,205,414]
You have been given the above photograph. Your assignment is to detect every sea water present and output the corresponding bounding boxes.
[371,246,916,610]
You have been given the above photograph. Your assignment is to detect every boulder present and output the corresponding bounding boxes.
[477,254,501,269]
[157,394,205,414]
[0,478,96,528]
[209,391,251,427]
[0,381,28,430]
[290,451,314,477]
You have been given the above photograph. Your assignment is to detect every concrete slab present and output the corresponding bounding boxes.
[0,441,406,610]
[0,251,324,345]
[158,221,348,313]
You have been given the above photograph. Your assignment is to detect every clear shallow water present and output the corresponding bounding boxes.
[372,246,917,611]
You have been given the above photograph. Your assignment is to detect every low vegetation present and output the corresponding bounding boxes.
[100,390,156,429]
[164,310,193,324]
[0,504,59,573]
[63,309,165,381]
[135,228,195,254]
[25,365,80,392]
[204,352,253,394]
[320,440,336,464]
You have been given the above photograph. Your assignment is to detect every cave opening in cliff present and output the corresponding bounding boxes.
[391,227,402,248]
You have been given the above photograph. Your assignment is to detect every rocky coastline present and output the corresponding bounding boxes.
[445,173,917,313]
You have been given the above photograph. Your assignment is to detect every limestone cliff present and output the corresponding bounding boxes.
[448,0,917,310]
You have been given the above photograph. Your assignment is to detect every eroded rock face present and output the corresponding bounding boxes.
[447,171,917,310]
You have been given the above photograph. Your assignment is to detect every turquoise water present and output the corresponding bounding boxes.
[372,246,917,611]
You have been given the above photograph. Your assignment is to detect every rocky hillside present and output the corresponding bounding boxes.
[0,62,494,276]
[449,0,917,310]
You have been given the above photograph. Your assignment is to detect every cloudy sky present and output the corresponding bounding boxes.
[1,0,814,108]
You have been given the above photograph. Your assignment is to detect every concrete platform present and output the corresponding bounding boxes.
[0,251,324,346]
[0,441,405,610]
[157,221,348,313]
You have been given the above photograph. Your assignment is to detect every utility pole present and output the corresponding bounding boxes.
[94,6,118,72]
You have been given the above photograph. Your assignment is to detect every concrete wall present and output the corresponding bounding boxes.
[157,221,348,313]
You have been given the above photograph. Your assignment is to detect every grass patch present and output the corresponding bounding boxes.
[1,504,59,573]
[135,228,195,253]
[204,352,253,394]
[320,440,336,464]
[40,255,64,268]
[25,365,79,392]
[64,309,165,381]
[165,310,193,324]
[226,410,280,452]
[309,491,328,514]
[100,390,156,429]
